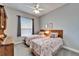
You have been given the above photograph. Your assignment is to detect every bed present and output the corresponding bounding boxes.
[30,30,63,56]
[24,30,63,46]
[24,35,45,46]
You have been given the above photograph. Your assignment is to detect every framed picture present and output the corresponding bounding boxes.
[47,22,53,29]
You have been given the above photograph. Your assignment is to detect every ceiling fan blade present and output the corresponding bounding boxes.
[38,8,44,11]
[25,5,34,9]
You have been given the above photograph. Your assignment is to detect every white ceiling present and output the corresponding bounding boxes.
[4,3,66,17]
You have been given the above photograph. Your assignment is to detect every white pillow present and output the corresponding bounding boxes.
[50,33,58,38]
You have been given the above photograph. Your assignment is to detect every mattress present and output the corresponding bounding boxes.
[30,38,63,56]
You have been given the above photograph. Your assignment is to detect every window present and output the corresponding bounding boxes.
[21,17,32,36]
[17,16,34,37]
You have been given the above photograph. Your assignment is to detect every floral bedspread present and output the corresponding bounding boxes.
[30,38,63,56]
[24,35,45,46]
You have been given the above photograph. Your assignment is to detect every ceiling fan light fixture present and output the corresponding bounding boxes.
[33,9,40,14]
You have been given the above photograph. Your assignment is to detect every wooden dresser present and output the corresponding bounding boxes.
[0,37,14,56]
[0,5,14,56]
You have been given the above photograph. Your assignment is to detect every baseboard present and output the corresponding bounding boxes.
[63,45,79,54]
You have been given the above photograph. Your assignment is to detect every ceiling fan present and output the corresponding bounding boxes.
[26,3,44,14]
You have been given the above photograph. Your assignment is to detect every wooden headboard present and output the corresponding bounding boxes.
[40,29,63,38]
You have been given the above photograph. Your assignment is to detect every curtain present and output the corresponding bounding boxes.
[17,16,21,37]
[32,19,34,34]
